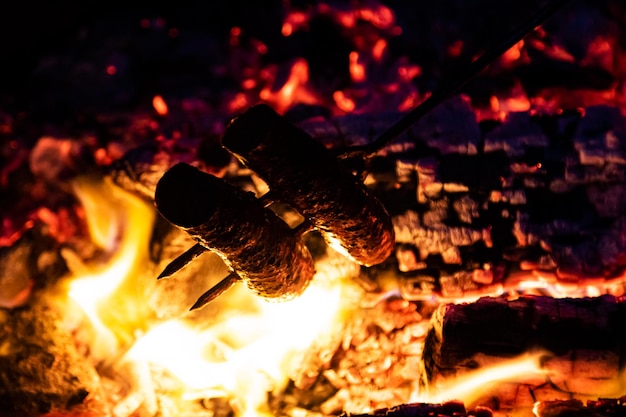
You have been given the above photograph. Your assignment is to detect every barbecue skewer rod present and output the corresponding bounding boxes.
[157,243,206,280]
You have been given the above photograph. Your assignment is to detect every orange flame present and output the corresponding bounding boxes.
[260,59,318,113]
[67,177,155,357]
[65,178,353,416]
[413,352,548,406]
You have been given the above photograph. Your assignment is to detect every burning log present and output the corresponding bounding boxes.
[420,295,626,411]
[154,162,315,304]
[535,397,626,417]
[221,104,395,267]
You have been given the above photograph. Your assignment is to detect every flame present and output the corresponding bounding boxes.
[67,176,155,356]
[65,177,350,416]
[260,59,318,113]
[126,280,344,415]
[414,352,548,406]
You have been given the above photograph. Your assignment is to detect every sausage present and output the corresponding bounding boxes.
[221,104,395,266]
[154,162,315,300]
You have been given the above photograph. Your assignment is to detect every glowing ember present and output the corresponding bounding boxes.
[333,90,356,113]
[259,59,318,113]
[350,52,367,83]
[64,178,352,416]
[152,95,169,116]
[372,39,387,62]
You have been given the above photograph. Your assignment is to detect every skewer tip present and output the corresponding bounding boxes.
[156,243,207,280]
[190,272,240,311]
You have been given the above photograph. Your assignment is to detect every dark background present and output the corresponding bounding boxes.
[0,0,622,124]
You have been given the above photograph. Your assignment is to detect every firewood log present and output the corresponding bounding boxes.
[339,400,492,417]
[337,398,626,417]
[535,397,626,417]
[420,295,626,411]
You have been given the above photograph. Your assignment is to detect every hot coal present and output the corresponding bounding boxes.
[0,293,104,416]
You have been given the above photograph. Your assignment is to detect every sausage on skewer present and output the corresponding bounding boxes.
[221,104,395,267]
[155,163,316,303]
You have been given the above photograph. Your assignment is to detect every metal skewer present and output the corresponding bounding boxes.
[157,243,207,280]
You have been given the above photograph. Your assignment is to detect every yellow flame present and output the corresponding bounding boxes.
[65,175,351,416]
[68,176,155,356]
[126,278,344,415]
[414,352,547,406]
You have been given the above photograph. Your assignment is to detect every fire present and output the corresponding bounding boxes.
[66,176,155,356]
[8,2,626,416]
[65,177,350,416]
[259,59,318,113]
[414,352,547,406]
[126,281,344,415]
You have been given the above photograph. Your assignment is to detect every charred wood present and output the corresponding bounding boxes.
[338,397,626,417]
[421,295,626,410]
[340,401,490,417]
[535,397,626,417]
[101,99,626,301]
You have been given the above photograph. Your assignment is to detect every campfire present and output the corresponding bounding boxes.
[2,0,626,416]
